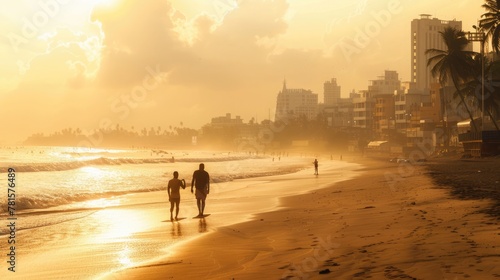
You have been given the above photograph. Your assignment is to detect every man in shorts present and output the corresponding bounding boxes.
[191,163,210,217]
[167,171,186,221]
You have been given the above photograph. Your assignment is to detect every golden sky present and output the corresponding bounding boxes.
[0,0,485,143]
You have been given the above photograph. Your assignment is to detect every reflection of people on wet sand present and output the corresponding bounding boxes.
[171,222,182,237]
[191,163,210,217]
[167,171,186,221]
[313,159,319,175]
[198,218,207,233]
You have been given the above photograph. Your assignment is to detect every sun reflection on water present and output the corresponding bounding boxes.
[93,209,151,242]
[80,166,107,179]
[82,198,121,209]
[117,246,133,266]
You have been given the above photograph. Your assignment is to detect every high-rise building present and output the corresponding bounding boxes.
[275,80,318,121]
[411,14,466,93]
[324,78,341,105]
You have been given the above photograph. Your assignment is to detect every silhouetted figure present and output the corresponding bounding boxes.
[168,171,186,221]
[313,159,319,175]
[191,163,210,217]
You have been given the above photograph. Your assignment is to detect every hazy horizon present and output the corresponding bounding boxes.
[0,0,485,143]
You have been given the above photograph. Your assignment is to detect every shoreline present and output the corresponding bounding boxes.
[97,157,362,279]
[0,156,359,280]
[106,157,500,280]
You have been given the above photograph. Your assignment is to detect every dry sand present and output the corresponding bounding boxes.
[105,157,500,280]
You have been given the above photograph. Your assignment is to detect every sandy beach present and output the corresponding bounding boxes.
[102,156,500,280]
[2,154,498,279]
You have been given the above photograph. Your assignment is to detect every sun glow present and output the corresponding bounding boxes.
[80,166,106,180]
[94,209,147,241]
[93,0,120,8]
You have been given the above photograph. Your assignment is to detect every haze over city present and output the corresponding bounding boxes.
[3,1,500,279]
[0,0,484,143]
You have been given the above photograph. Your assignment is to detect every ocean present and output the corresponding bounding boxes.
[0,146,320,279]
[0,146,311,232]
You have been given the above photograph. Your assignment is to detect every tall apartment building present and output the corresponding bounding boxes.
[324,78,341,105]
[275,80,318,121]
[411,14,465,93]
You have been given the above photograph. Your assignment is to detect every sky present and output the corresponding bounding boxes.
[0,0,486,143]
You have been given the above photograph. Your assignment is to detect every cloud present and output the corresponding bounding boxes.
[91,0,189,88]
[168,0,289,90]
[88,0,293,128]
[1,30,104,139]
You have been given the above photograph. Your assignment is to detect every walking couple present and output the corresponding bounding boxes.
[167,163,210,221]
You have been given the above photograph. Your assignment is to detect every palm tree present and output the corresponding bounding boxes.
[480,0,500,53]
[426,27,479,132]
[461,54,500,129]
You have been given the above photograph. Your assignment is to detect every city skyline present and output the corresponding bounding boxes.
[0,0,486,143]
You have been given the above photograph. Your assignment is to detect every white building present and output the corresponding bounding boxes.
[411,14,465,93]
[275,80,318,121]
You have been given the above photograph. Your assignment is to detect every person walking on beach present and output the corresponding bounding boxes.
[168,171,186,221]
[191,163,210,217]
[313,159,319,175]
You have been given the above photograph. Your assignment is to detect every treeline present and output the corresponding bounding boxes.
[24,116,380,151]
[24,125,198,148]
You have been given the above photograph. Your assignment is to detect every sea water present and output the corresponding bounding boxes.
[0,146,310,232]
[0,146,324,279]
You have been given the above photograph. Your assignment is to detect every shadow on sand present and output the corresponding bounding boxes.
[426,157,500,219]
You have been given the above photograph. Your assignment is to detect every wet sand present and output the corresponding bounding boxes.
[105,157,500,279]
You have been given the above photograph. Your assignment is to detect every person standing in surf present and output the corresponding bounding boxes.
[168,171,186,221]
[191,163,210,217]
[313,159,319,175]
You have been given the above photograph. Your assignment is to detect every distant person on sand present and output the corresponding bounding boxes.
[167,171,186,221]
[313,159,319,175]
[191,163,210,217]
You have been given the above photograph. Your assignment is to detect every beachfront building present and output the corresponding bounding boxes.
[394,82,431,133]
[323,98,354,127]
[411,14,466,94]
[275,80,318,121]
[210,113,244,127]
[352,90,374,129]
[368,70,401,136]
[374,95,396,136]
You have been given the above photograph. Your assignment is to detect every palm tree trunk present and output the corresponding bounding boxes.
[453,79,479,132]
[487,108,500,130]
